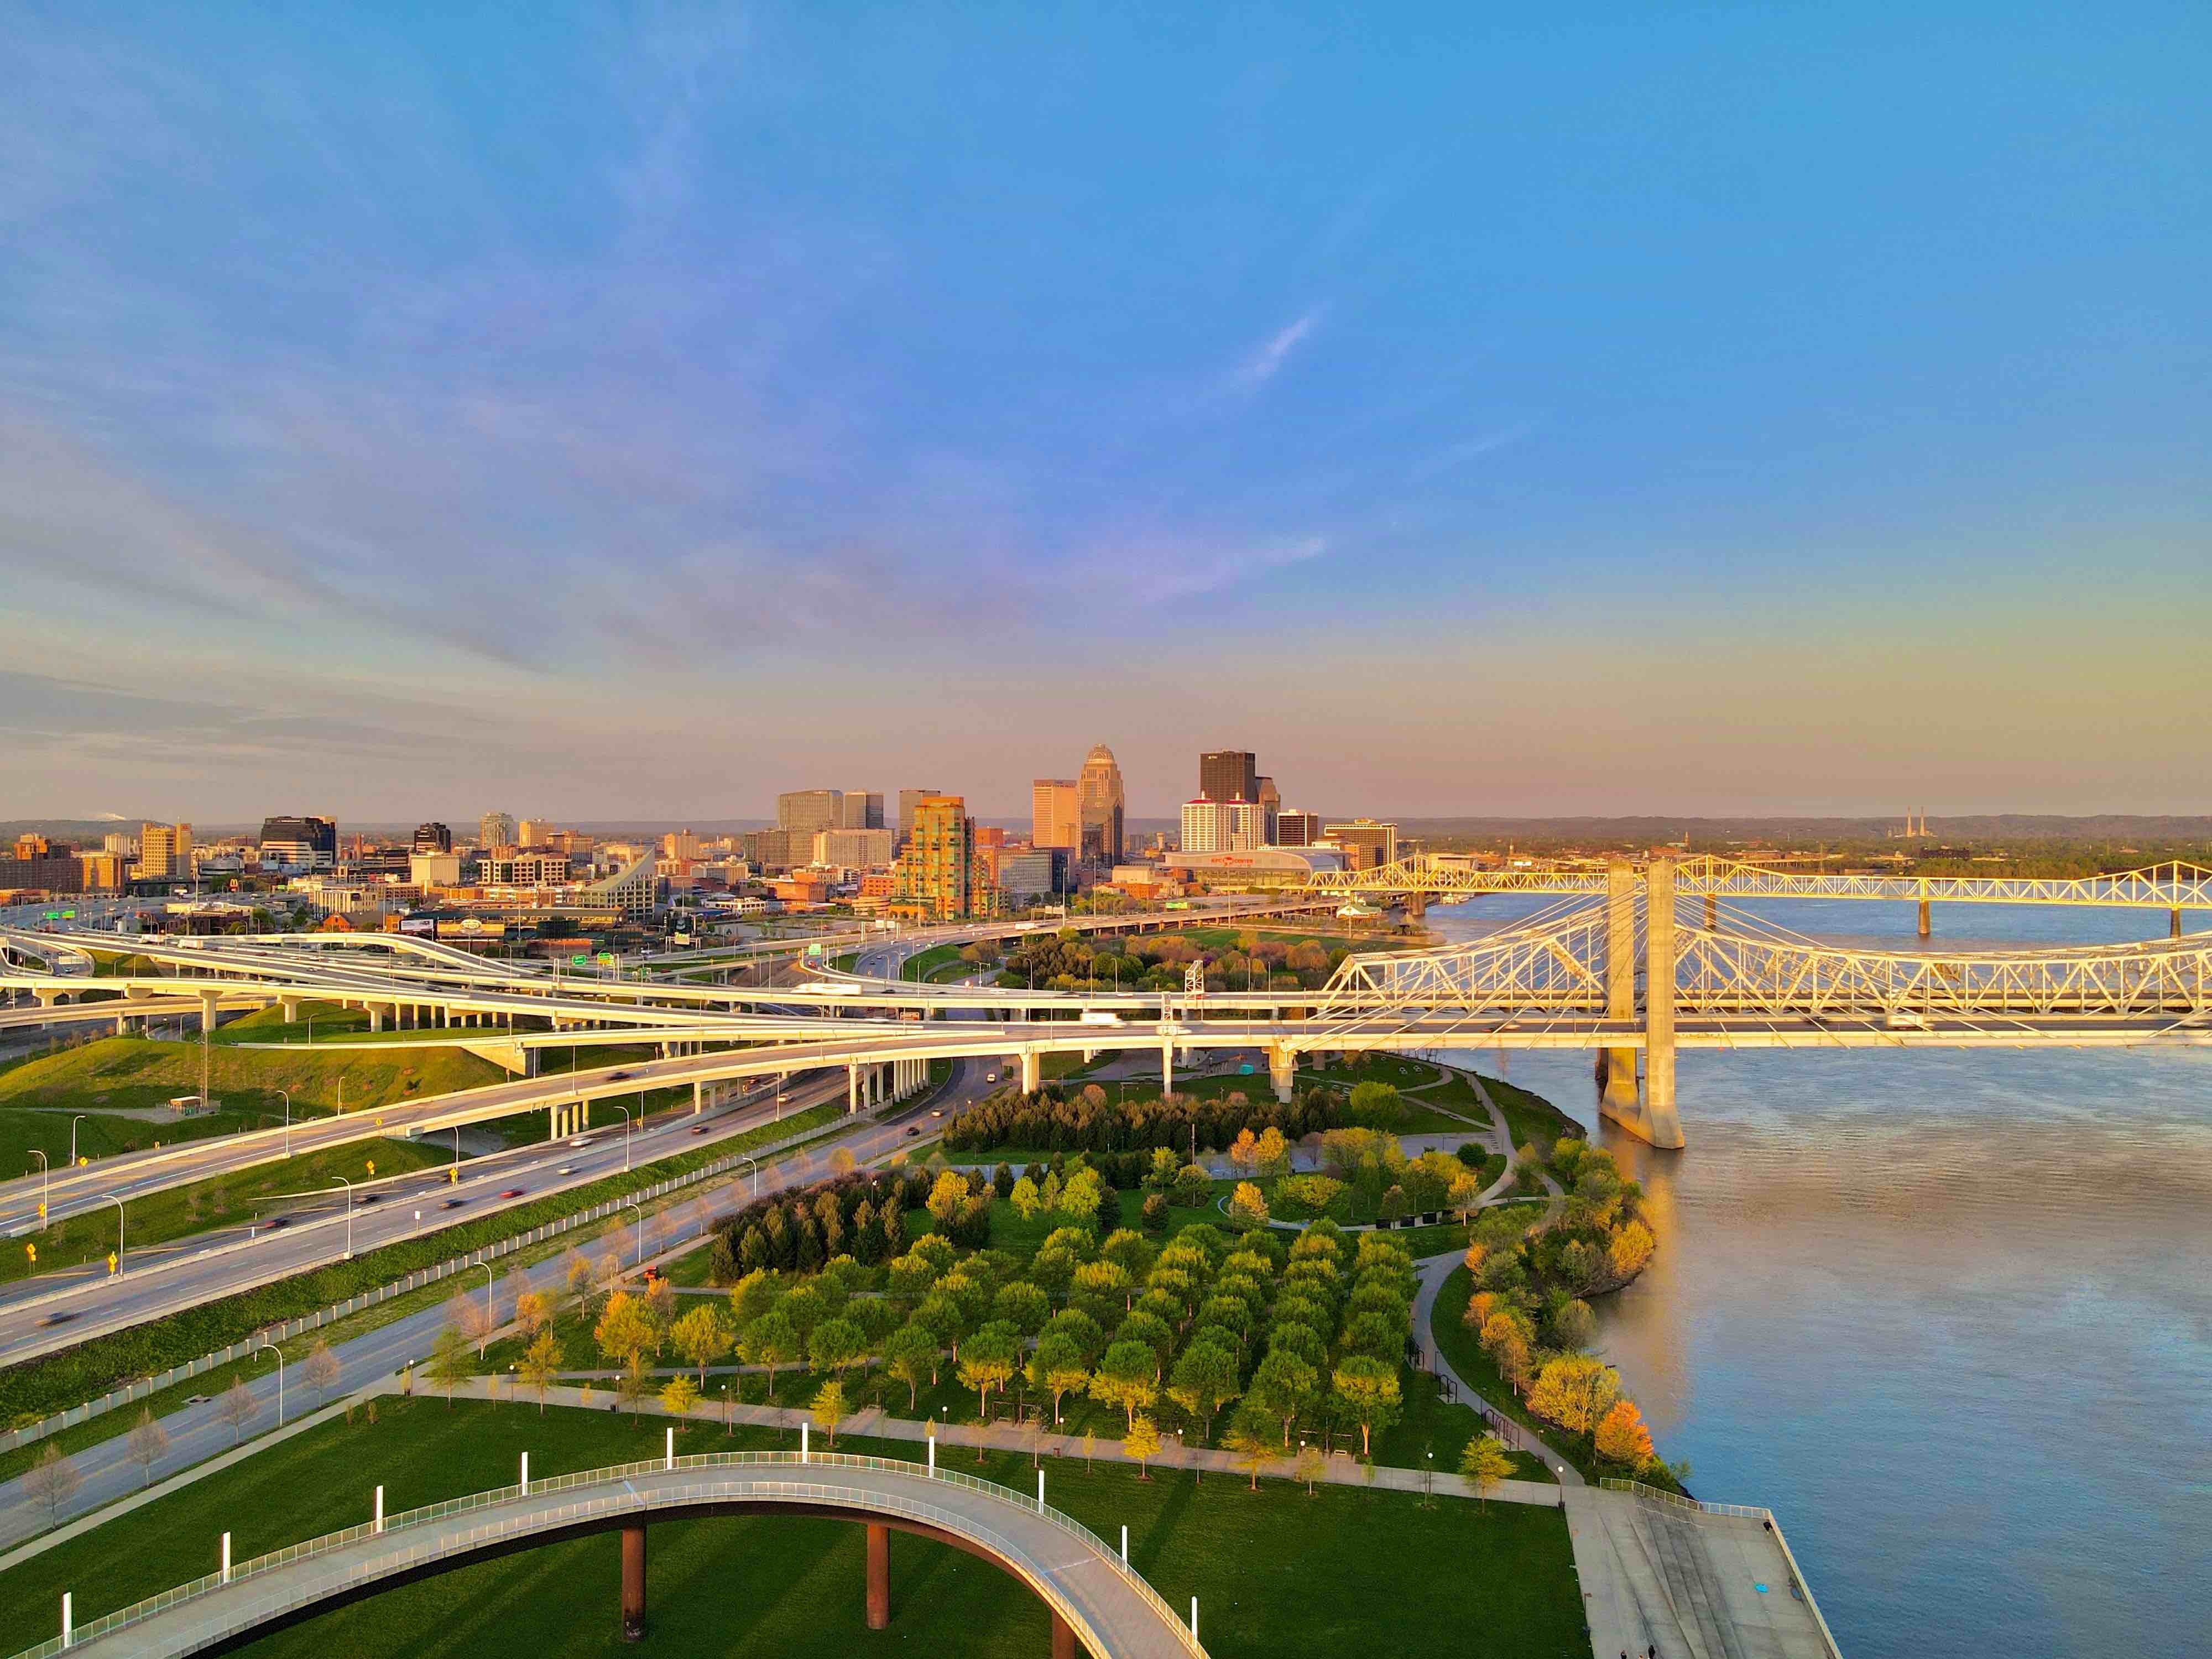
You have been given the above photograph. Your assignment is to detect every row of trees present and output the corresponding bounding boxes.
[943,1082,1348,1156]
[1462,1139,1668,1478]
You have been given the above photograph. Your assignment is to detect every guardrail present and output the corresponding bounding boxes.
[1600,1479,1844,1657]
[0,1110,851,1457]
[6,1451,1206,1659]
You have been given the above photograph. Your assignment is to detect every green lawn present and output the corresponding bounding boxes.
[0,1400,1587,1659]
[899,944,966,983]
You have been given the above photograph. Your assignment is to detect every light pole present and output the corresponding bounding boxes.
[255,1342,286,1426]
[28,1150,48,1220]
[741,1156,759,1198]
[70,1115,87,1166]
[329,1177,355,1258]
[107,1194,124,1276]
[274,1088,291,1157]
[611,1102,633,1171]
[478,1262,495,1355]
[626,1201,645,1266]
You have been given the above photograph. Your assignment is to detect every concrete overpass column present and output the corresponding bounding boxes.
[865,1522,890,1629]
[1600,862,1640,1117]
[692,1079,702,1115]
[1051,1611,1078,1659]
[848,1061,860,1114]
[1161,1039,1174,1098]
[1020,1050,1041,1093]
[1268,1043,1295,1103]
[1640,858,1684,1149]
[368,1005,384,1033]
[620,1524,648,1640]
[281,997,300,1023]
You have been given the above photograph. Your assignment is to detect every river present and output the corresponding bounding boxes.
[1421,895,2212,1658]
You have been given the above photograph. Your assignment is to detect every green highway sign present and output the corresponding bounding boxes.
[596,952,616,966]
[43,912,60,921]
[60,910,76,920]
[571,954,591,967]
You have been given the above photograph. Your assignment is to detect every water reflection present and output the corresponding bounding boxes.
[1421,896,2212,1657]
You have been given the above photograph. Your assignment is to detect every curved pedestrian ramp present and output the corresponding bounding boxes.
[11,1451,1206,1659]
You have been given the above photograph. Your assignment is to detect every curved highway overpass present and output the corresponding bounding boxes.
[18,1451,1204,1659]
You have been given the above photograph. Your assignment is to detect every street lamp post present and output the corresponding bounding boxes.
[741,1156,759,1198]
[255,1342,286,1426]
[70,1115,87,1166]
[107,1194,124,1276]
[611,1102,633,1171]
[329,1177,355,1258]
[478,1263,495,1355]
[28,1150,48,1220]
[274,1088,291,1157]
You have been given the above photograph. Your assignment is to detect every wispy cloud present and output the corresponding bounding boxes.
[1404,420,1538,483]
[1230,307,1324,392]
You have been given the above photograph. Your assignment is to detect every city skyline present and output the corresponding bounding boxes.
[6,7,2206,820]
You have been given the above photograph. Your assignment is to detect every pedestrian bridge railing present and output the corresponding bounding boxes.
[9,1450,1206,1659]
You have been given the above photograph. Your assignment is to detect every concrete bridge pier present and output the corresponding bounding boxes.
[1600,860,1684,1149]
[280,997,300,1023]
[620,1522,648,1640]
[2174,906,2184,938]
[1918,897,1932,938]
[1269,1042,1296,1103]
[1161,1039,1174,1098]
[847,1061,861,1114]
[866,1521,890,1629]
[1020,1050,1042,1093]
[1599,862,1644,1123]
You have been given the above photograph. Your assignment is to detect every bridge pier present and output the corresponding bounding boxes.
[1703,893,1718,930]
[1269,1042,1296,1103]
[866,1521,890,1629]
[281,997,300,1023]
[620,1522,648,1640]
[1600,860,1684,1149]
[1052,1611,1078,1659]
[2174,906,2183,938]
[1600,862,1641,1121]
[1020,1050,1041,1093]
[1161,1039,1174,1099]
[1917,897,1932,939]
[847,1061,860,1114]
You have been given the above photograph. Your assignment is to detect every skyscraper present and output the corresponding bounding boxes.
[897,788,938,848]
[1276,809,1322,847]
[891,795,981,920]
[413,822,452,853]
[1199,750,1258,804]
[1324,818,1400,870]
[138,823,192,879]
[258,815,337,871]
[839,791,886,830]
[1180,799,1267,853]
[778,790,844,838]
[1032,779,1079,849]
[1077,744,1125,864]
[478,811,517,851]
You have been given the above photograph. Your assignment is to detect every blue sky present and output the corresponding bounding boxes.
[4,2,2206,822]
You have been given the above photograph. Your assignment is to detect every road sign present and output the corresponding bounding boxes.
[571,954,591,967]
[61,910,75,920]
[807,944,821,957]
[23,1244,33,1268]
[43,912,59,921]
[596,952,616,967]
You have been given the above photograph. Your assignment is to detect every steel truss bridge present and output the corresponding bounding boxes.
[1271,852,2212,919]
[4,856,2209,1192]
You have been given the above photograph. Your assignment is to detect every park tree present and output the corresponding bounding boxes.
[563,1249,593,1312]
[810,1316,867,1379]
[1222,1408,1276,1489]
[1347,1081,1404,1128]
[1595,1399,1657,1470]
[520,1331,562,1412]
[1254,1127,1291,1178]
[595,1291,662,1383]
[1010,1175,1042,1219]
[812,1380,847,1446]
[302,1339,341,1407]
[1167,1339,1241,1443]
[1608,1220,1657,1279]
[661,1375,700,1421]
[1246,1350,1318,1447]
[426,1328,471,1409]
[1089,1340,1160,1430]
[1527,1354,1621,1438]
[24,1444,80,1528]
[1449,1172,1486,1228]
[1100,1228,1157,1282]
[993,1280,1052,1335]
[740,1309,802,1397]
[671,1305,735,1386]
[958,1321,1022,1417]
[927,1170,971,1225]
[1293,1441,1327,1496]
[729,1267,783,1328]
[514,1290,552,1340]
[449,1288,493,1358]
[1460,1433,1515,1510]
[1027,1332,1092,1425]
[1329,1357,1401,1458]
[1551,1297,1598,1350]
[1123,1414,1163,1479]
[1227,1182,1270,1230]
[885,1322,941,1407]
[127,1408,170,1486]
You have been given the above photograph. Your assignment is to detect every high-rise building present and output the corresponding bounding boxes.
[103,831,138,858]
[478,812,517,851]
[838,791,885,830]
[1255,776,1281,816]
[891,795,982,920]
[13,834,52,859]
[1276,809,1322,847]
[1032,779,1079,849]
[1180,799,1269,854]
[778,790,844,838]
[1199,750,1258,804]
[997,848,1068,905]
[75,851,129,891]
[138,822,194,880]
[518,818,552,848]
[413,822,452,853]
[813,828,894,868]
[259,816,338,871]
[1324,818,1400,871]
[662,828,702,860]
[897,789,938,848]
[1077,744,1126,865]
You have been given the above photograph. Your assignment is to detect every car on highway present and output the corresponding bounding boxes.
[608,1071,630,1081]
[985,1072,997,1083]
[904,1125,921,1136]
[441,1197,466,1209]
[690,1124,709,1135]
[557,1165,577,1176]
[930,1108,943,1118]
[358,1193,382,1204]
[40,1310,75,1327]
[262,1215,291,1230]
[568,1136,593,1148]
[500,1187,525,1198]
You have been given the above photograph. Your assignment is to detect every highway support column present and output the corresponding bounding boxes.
[847,1061,860,1114]
[620,1524,648,1641]
[1269,1042,1296,1103]
[1598,861,1641,1124]
[1020,1050,1041,1094]
[199,990,220,1112]
[865,1522,890,1630]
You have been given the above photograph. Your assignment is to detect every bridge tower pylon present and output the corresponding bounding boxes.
[1598,858,1686,1149]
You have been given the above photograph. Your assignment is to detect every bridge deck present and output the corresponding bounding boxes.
[26,1453,1201,1659]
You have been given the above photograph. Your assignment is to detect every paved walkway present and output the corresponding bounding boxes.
[47,1451,1203,1659]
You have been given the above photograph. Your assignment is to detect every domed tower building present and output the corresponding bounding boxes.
[1076,744,1126,867]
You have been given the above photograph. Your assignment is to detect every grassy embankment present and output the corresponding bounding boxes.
[0,1400,1587,1659]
